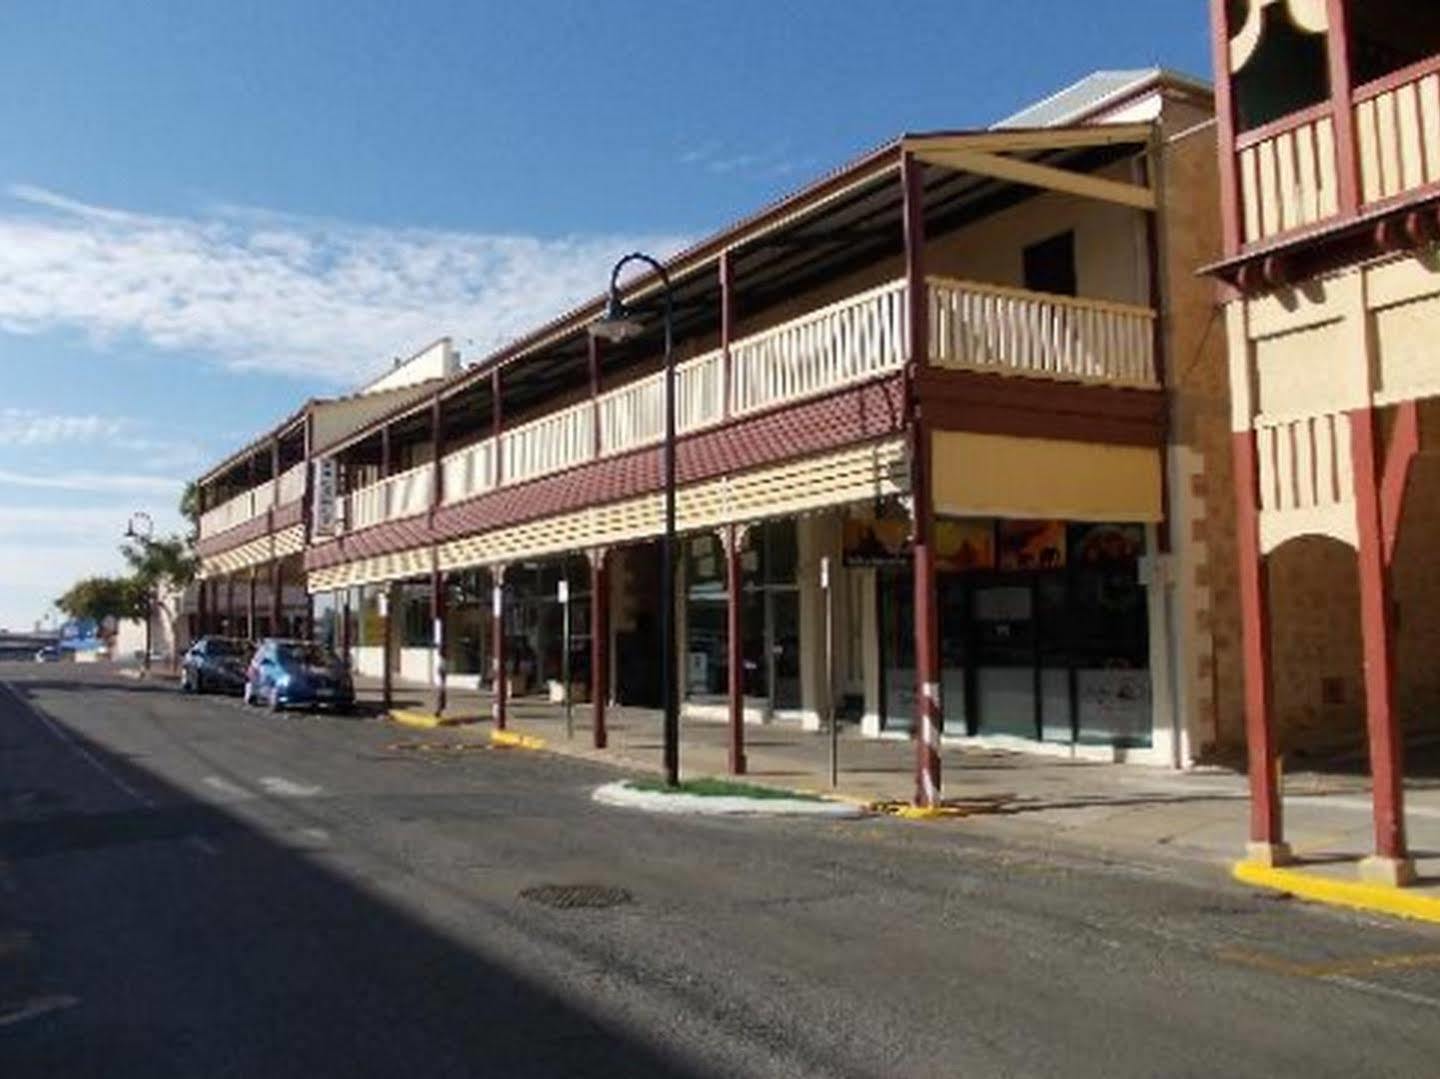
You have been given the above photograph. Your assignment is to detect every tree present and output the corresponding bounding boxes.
[55,576,146,626]
[122,534,199,670]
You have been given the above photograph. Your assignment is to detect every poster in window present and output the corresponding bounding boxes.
[935,518,994,572]
[1069,523,1145,565]
[842,515,911,566]
[997,519,1067,571]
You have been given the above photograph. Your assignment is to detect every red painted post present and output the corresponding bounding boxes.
[492,565,507,731]
[902,148,942,807]
[247,568,258,641]
[1325,0,1361,218]
[588,335,603,458]
[590,548,609,749]
[1232,430,1288,863]
[720,249,734,420]
[726,525,747,775]
[381,584,393,712]
[1350,407,1413,882]
[271,558,283,636]
[1209,0,1243,258]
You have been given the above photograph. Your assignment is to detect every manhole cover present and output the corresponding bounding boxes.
[520,884,632,910]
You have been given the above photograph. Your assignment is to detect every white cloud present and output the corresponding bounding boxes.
[0,468,182,496]
[0,184,689,387]
[0,407,126,445]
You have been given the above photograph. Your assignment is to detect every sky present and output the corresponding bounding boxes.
[0,0,1213,631]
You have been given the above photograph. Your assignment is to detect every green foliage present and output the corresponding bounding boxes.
[623,777,823,801]
[122,534,198,591]
[55,576,146,624]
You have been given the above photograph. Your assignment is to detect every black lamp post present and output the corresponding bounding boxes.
[124,511,155,677]
[589,252,679,787]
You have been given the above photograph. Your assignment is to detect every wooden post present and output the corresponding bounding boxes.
[1233,429,1289,865]
[1209,0,1243,257]
[903,149,941,807]
[720,249,735,419]
[725,524,747,775]
[1325,0,1360,217]
[1350,407,1414,884]
[247,568,258,641]
[271,558,283,637]
[589,548,609,749]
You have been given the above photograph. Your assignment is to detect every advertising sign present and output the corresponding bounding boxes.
[841,515,910,567]
[313,458,338,535]
[997,520,1067,571]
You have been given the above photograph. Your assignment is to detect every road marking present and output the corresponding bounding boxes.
[1220,947,1440,979]
[0,680,155,809]
[0,994,80,1028]
[257,777,322,798]
[203,775,253,800]
[184,835,221,857]
[1324,975,1440,1011]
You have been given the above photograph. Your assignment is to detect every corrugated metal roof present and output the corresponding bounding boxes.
[994,68,1171,129]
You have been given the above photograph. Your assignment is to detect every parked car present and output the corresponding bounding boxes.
[33,644,62,663]
[181,636,251,695]
[243,639,354,713]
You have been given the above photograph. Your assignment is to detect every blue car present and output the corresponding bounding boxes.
[243,639,354,713]
[180,636,250,694]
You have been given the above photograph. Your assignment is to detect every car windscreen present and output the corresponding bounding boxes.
[277,644,335,669]
[207,640,246,657]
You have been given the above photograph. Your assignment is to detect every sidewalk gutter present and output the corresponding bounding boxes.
[1234,861,1440,924]
[491,729,547,750]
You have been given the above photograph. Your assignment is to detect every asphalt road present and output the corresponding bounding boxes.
[4,664,1440,1078]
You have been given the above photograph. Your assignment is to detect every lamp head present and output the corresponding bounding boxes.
[587,293,646,343]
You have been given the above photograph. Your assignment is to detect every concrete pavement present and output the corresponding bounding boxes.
[374,678,1440,909]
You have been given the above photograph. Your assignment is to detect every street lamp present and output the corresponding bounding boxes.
[124,511,155,677]
[590,252,679,788]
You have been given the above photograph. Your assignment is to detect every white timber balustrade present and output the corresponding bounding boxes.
[199,479,275,540]
[500,400,595,486]
[276,462,307,506]
[345,462,433,531]
[597,350,724,456]
[730,280,908,416]
[1236,107,1339,243]
[928,278,1158,387]
[440,437,497,505]
[1355,60,1440,208]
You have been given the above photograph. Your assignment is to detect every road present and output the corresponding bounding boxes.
[3,663,1440,1078]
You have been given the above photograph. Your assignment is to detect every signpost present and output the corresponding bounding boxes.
[558,577,572,740]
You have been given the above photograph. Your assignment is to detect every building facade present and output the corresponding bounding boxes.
[190,71,1232,805]
[1209,0,1440,883]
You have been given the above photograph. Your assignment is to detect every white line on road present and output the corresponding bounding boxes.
[202,775,253,800]
[258,776,323,798]
[0,994,81,1028]
[0,680,156,809]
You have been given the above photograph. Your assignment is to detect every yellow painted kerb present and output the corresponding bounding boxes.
[1233,861,1440,924]
[388,709,476,730]
[491,729,547,751]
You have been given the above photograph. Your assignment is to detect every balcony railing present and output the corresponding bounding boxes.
[929,278,1157,387]
[1355,57,1440,208]
[198,463,307,541]
[338,277,1156,531]
[1236,104,1340,245]
[344,462,433,531]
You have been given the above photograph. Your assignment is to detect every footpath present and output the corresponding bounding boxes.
[371,678,1440,925]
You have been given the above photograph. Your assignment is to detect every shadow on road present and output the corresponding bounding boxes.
[0,676,711,1079]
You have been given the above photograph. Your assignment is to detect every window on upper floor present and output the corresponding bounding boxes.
[1228,0,1331,131]
[1347,2,1440,88]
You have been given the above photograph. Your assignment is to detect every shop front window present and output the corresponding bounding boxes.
[445,569,490,678]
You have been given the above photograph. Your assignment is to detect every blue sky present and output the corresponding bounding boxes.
[0,0,1212,630]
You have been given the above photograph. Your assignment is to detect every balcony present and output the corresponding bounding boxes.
[336,278,1157,530]
[1232,56,1440,251]
[199,462,307,541]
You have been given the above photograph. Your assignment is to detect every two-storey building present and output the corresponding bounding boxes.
[193,340,461,644]
[1208,0,1440,883]
[285,70,1227,805]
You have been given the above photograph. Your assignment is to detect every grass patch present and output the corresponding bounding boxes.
[624,777,823,801]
